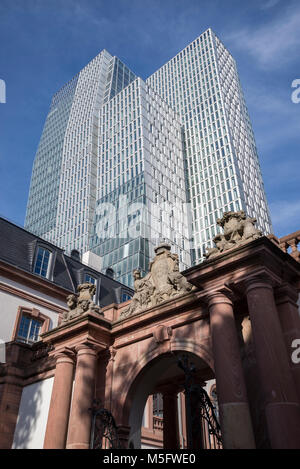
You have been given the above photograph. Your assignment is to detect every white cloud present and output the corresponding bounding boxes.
[226,5,300,68]
[243,83,300,153]
[260,0,281,10]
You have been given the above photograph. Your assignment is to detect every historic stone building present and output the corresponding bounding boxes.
[0,214,300,449]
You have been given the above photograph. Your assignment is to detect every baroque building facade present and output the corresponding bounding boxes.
[1,214,300,450]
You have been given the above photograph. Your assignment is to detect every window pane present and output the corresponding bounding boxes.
[85,274,96,284]
[17,316,30,342]
[29,319,42,342]
[34,247,51,277]
[17,315,42,344]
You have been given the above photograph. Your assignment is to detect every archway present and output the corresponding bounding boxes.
[122,349,215,449]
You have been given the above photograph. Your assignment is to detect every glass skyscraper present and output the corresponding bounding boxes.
[147,29,272,264]
[25,28,272,286]
[25,50,136,255]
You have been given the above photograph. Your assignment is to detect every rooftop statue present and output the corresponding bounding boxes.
[120,244,194,319]
[205,210,262,259]
[61,282,103,324]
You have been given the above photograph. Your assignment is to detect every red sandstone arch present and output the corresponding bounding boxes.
[113,339,214,448]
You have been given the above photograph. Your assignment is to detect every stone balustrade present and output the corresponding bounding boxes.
[153,416,163,431]
[279,231,300,262]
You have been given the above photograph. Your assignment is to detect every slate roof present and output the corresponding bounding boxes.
[0,217,133,307]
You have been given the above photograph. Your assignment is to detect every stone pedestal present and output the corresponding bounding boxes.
[66,344,98,449]
[44,348,75,449]
[245,277,300,449]
[207,291,255,449]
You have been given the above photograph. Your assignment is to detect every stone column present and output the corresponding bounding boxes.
[275,283,300,401]
[162,388,180,449]
[117,425,131,449]
[245,277,300,449]
[44,348,75,449]
[66,344,98,449]
[207,291,255,449]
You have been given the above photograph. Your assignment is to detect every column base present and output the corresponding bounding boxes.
[66,442,90,449]
[220,402,256,449]
[266,402,300,449]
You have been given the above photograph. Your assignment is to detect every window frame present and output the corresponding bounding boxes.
[12,307,50,345]
[33,244,53,279]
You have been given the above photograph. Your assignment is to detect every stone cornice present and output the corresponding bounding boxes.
[0,260,72,303]
[183,236,300,289]
[41,311,112,352]
[111,289,207,336]
[0,282,68,315]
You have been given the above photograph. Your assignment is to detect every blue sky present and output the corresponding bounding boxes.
[0,0,299,237]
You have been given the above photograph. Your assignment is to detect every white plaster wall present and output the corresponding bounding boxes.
[12,377,54,449]
[0,275,64,342]
[0,275,67,308]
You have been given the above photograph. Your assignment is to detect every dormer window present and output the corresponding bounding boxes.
[122,291,132,302]
[34,247,51,278]
[84,273,96,284]
[84,274,97,301]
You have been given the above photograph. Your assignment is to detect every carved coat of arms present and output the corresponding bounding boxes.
[120,244,194,319]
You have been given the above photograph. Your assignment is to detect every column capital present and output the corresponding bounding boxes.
[205,288,234,308]
[74,341,102,357]
[243,273,275,294]
[274,282,299,305]
[52,347,76,364]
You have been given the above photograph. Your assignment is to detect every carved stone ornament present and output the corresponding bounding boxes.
[61,282,103,324]
[120,244,194,319]
[205,210,262,260]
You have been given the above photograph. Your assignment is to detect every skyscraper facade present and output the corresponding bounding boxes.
[25,28,272,286]
[89,78,191,285]
[25,50,137,253]
[147,29,272,264]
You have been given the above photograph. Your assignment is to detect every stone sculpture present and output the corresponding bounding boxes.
[120,244,194,319]
[61,282,103,324]
[205,210,262,259]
